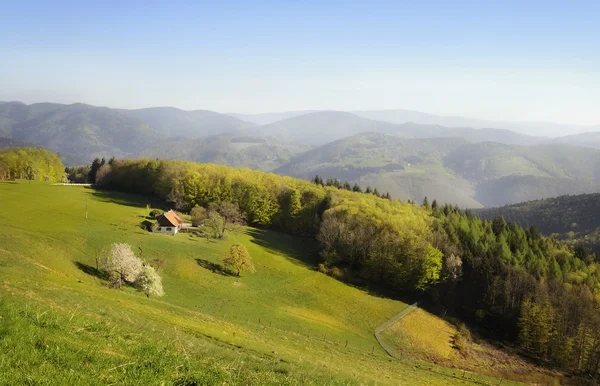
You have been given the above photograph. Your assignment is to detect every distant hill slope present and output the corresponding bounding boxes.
[275,132,600,208]
[474,193,600,235]
[123,107,255,137]
[227,111,317,125]
[0,102,162,164]
[248,110,548,146]
[137,132,310,171]
[0,102,256,165]
[353,109,600,137]
[554,132,600,149]
[248,111,401,145]
[473,193,600,253]
[0,137,37,149]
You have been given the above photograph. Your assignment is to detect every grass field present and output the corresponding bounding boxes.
[0,181,521,385]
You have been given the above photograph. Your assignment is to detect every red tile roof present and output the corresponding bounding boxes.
[157,210,183,227]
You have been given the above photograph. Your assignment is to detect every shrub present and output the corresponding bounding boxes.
[454,323,472,353]
[190,206,208,227]
[135,265,165,297]
[330,266,344,280]
[149,209,162,219]
[318,263,328,274]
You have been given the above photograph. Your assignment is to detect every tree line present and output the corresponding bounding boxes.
[94,158,600,377]
[0,147,65,182]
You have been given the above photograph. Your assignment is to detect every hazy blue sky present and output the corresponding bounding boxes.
[1,0,598,126]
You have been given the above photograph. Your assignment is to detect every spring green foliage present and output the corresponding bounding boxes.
[0,147,65,182]
[0,181,516,385]
[223,243,255,276]
[136,264,165,297]
[95,158,600,377]
[65,165,90,183]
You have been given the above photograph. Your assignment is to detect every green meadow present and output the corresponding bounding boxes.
[0,181,517,385]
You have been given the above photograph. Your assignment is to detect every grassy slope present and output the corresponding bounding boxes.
[379,309,561,385]
[0,181,516,385]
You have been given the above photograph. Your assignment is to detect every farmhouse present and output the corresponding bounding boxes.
[156,210,183,235]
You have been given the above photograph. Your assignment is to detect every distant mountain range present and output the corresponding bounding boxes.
[230,108,600,138]
[1,101,599,207]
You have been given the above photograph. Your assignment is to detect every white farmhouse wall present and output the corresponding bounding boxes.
[157,225,179,235]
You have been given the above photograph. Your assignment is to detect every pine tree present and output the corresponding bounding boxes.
[422,196,430,210]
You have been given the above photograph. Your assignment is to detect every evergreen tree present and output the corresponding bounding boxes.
[352,183,362,192]
[88,158,102,183]
[422,196,430,210]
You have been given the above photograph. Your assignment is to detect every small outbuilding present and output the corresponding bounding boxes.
[156,210,183,235]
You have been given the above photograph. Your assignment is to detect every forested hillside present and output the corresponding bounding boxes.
[94,158,600,377]
[0,102,256,164]
[277,133,600,207]
[136,132,310,171]
[0,147,65,182]
[474,194,600,252]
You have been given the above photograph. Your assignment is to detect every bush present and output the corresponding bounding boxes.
[149,209,162,219]
[135,265,165,297]
[454,323,472,353]
[330,266,344,280]
[190,206,208,227]
[318,263,328,274]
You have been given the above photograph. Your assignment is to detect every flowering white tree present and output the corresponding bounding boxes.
[135,264,165,297]
[99,243,165,297]
[100,243,143,288]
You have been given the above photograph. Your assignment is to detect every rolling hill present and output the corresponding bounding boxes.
[0,102,257,165]
[275,132,600,208]
[137,132,310,171]
[353,109,600,137]
[246,110,548,146]
[227,110,317,125]
[554,131,600,149]
[122,106,255,137]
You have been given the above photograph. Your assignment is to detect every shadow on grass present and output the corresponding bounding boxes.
[140,220,154,232]
[85,187,164,210]
[196,258,235,276]
[74,261,110,280]
[245,228,320,268]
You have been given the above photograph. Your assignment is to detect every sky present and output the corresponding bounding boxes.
[0,0,599,129]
